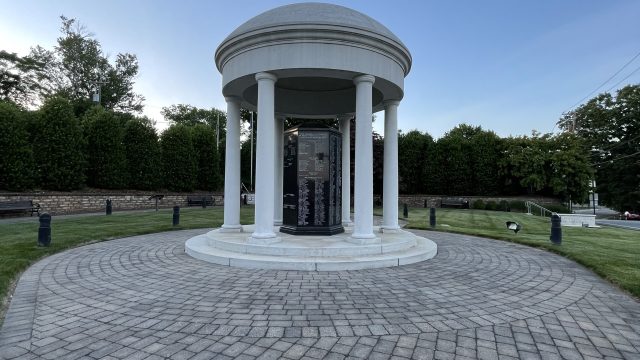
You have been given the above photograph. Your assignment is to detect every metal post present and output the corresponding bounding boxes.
[106,199,112,215]
[155,197,159,212]
[429,207,436,228]
[250,111,254,192]
[550,214,562,245]
[173,206,180,226]
[216,113,220,151]
[38,213,51,247]
[202,196,207,208]
[403,203,408,218]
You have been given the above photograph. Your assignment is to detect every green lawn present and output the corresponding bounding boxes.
[0,206,254,323]
[401,207,640,298]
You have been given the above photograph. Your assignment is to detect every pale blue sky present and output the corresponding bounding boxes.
[1,0,639,138]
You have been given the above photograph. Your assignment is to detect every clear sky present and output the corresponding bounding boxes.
[1,0,639,138]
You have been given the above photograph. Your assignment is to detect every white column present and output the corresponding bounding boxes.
[221,97,241,232]
[351,74,377,242]
[339,115,352,226]
[274,116,284,226]
[250,72,279,243]
[382,100,400,231]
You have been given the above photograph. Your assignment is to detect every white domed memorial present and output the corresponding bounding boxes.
[186,2,437,270]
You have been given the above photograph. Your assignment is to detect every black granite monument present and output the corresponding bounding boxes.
[280,124,344,235]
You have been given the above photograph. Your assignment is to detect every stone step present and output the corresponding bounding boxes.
[185,228,437,271]
[207,233,417,257]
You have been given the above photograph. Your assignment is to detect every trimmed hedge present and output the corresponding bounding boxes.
[472,199,485,209]
[485,200,498,211]
[124,117,162,190]
[0,101,35,191]
[82,106,128,189]
[35,97,86,191]
[161,124,196,192]
[191,124,222,191]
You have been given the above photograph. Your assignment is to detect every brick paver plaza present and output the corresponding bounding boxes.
[1,229,639,359]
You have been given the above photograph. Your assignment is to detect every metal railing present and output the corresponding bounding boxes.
[525,201,554,217]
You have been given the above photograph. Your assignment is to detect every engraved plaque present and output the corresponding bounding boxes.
[280,124,343,235]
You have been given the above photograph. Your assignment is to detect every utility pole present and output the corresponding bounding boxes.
[92,78,106,104]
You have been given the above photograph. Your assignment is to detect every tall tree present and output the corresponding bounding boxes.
[499,134,549,195]
[547,133,593,204]
[161,104,226,138]
[0,51,50,106]
[558,84,640,211]
[27,16,144,114]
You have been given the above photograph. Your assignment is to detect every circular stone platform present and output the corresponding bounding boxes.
[185,226,437,271]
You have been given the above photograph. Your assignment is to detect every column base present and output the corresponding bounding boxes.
[274,220,283,226]
[342,219,353,227]
[347,235,381,245]
[247,235,281,245]
[380,225,401,234]
[220,225,243,233]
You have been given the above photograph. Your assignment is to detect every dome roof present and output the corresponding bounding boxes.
[223,2,406,47]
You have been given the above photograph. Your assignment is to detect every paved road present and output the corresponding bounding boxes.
[597,220,640,231]
[1,229,639,359]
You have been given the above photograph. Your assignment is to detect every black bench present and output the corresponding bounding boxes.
[187,195,214,207]
[0,200,41,216]
[440,197,469,209]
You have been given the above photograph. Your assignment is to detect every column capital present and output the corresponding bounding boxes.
[383,99,401,108]
[224,96,241,104]
[353,74,375,85]
[337,114,353,122]
[255,72,278,82]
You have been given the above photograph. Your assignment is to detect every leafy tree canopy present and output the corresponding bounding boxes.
[19,16,145,114]
[557,84,639,211]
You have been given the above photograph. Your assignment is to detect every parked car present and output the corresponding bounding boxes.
[624,211,640,220]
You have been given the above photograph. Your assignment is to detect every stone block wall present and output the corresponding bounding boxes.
[396,195,561,208]
[0,191,561,216]
[0,192,224,215]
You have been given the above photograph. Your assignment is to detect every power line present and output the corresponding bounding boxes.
[567,49,640,111]
[605,64,640,93]
[593,150,640,166]
[554,49,640,134]
[600,134,640,152]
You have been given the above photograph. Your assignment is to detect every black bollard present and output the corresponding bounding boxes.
[173,206,180,226]
[38,213,51,247]
[550,214,562,245]
[429,207,436,228]
[403,203,408,218]
[424,199,427,208]
[202,196,207,208]
[106,199,112,215]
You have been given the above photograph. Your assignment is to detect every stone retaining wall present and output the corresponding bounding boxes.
[0,192,561,216]
[0,192,224,215]
[396,195,561,208]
